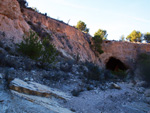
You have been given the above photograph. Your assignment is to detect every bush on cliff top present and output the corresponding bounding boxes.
[75,21,89,33]
[94,29,107,40]
[91,35,103,55]
[126,30,142,42]
[144,32,150,43]
[91,29,107,55]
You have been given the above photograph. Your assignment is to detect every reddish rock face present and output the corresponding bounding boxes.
[0,0,101,65]
[22,8,100,64]
[1,0,150,69]
[101,41,150,69]
[0,0,23,20]
[0,0,29,44]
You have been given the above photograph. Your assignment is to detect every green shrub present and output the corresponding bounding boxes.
[75,20,89,33]
[94,29,107,40]
[91,29,106,54]
[91,35,103,54]
[17,30,57,64]
[137,53,150,83]
[40,37,57,64]
[126,30,142,42]
[17,31,42,60]
[144,32,150,43]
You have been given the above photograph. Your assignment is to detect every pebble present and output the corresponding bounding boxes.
[30,78,34,81]
[24,77,29,81]
[110,83,121,90]
[19,68,23,70]
[31,70,36,73]
[9,67,15,71]
[0,73,3,79]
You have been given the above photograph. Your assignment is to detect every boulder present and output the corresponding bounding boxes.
[9,78,73,113]
[11,90,73,113]
[110,83,121,90]
[9,78,71,100]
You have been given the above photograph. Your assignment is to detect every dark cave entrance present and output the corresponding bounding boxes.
[106,57,127,71]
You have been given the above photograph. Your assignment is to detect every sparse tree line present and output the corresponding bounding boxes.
[76,21,150,44]
[17,0,150,44]
[120,30,150,43]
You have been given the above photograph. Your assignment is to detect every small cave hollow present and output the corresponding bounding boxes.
[106,57,127,71]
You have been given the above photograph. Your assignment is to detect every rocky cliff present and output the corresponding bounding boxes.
[101,41,150,69]
[0,1,150,112]
[1,0,150,69]
[0,0,101,64]
[0,0,29,45]
[21,7,99,64]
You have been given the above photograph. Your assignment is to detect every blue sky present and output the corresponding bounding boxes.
[26,0,150,40]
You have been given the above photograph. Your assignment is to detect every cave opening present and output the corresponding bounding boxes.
[106,57,127,71]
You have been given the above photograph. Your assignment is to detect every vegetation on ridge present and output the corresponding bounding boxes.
[126,30,142,42]
[94,29,107,40]
[75,21,89,33]
[144,32,150,43]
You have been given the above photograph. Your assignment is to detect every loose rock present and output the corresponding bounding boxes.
[110,83,121,90]
[145,89,150,97]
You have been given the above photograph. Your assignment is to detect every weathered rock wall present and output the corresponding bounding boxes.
[100,41,150,69]
[22,8,99,63]
[1,0,150,69]
[0,0,29,44]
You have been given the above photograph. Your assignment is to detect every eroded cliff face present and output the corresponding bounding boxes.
[22,8,100,64]
[0,0,30,45]
[1,0,150,69]
[101,41,150,69]
[0,0,101,65]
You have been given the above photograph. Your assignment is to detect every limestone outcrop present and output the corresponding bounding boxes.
[9,78,73,113]
[10,78,71,100]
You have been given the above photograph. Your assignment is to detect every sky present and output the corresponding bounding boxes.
[26,0,150,40]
